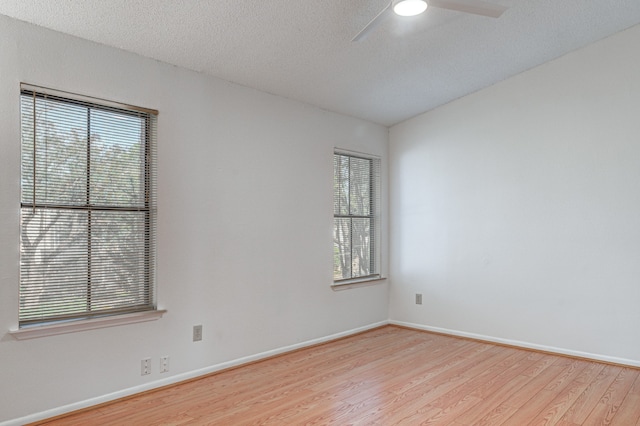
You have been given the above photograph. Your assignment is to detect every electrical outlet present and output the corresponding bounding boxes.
[160,356,169,373]
[193,324,203,342]
[141,358,152,375]
[415,293,423,305]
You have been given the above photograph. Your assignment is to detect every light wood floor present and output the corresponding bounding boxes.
[34,326,640,425]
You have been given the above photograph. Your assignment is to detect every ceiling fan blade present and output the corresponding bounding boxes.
[428,0,507,18]
[352,2,393,42]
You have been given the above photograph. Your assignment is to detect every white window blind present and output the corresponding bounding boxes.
[19,85,157,326]
[333,151,381,282]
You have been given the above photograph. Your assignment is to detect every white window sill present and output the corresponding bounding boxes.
[9,309,167,340]
[331,276,387,290]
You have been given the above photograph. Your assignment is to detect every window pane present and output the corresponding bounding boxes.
[333,217,351,280]
[90,211,149,310]
[90,109,147,207]
[349,157,371,216]
[21,95,88,206]
[351,217,371,277]
[333,154,350,216]
[20,208,89,322]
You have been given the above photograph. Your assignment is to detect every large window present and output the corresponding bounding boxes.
[19,85,157,327]
[333,151,380,282]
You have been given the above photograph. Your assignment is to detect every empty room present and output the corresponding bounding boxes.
[1,0,640,424]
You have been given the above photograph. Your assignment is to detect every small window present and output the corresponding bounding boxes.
[19,85,157,327]
[333,150,381,283]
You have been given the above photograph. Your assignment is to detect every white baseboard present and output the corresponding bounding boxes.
[1,321,389,426]
[390,320,640,368]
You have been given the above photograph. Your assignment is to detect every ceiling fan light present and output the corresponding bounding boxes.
[393,0,428,17]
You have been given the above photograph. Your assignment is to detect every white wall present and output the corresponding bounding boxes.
[389,23,640,365]
[0,15,389,424]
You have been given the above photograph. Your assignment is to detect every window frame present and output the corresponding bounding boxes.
[17,84,159,329]
[333,149,382,285]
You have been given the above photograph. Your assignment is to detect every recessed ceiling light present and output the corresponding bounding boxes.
[393,0,428,17]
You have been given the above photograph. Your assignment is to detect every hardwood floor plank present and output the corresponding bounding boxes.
[520,351,562,378]
[468,351,543,399]
[360,346,508,424]
[500,359,590,425]
[610,372,640,425]
[31,326,640,426]
[414,351,535,425]
[610,394,640,426]
[430,350,531,408]
[284,336,473,425]
[454,353,550,425]
[470,358,582,425]
[527,362,605,426]
[556,364,624,426]
[185,332,423,423]
[581,367,640,425]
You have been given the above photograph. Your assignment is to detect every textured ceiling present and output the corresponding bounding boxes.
[1,0,640,126]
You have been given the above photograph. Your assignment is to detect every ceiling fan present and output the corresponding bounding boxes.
[352,0,508,41]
